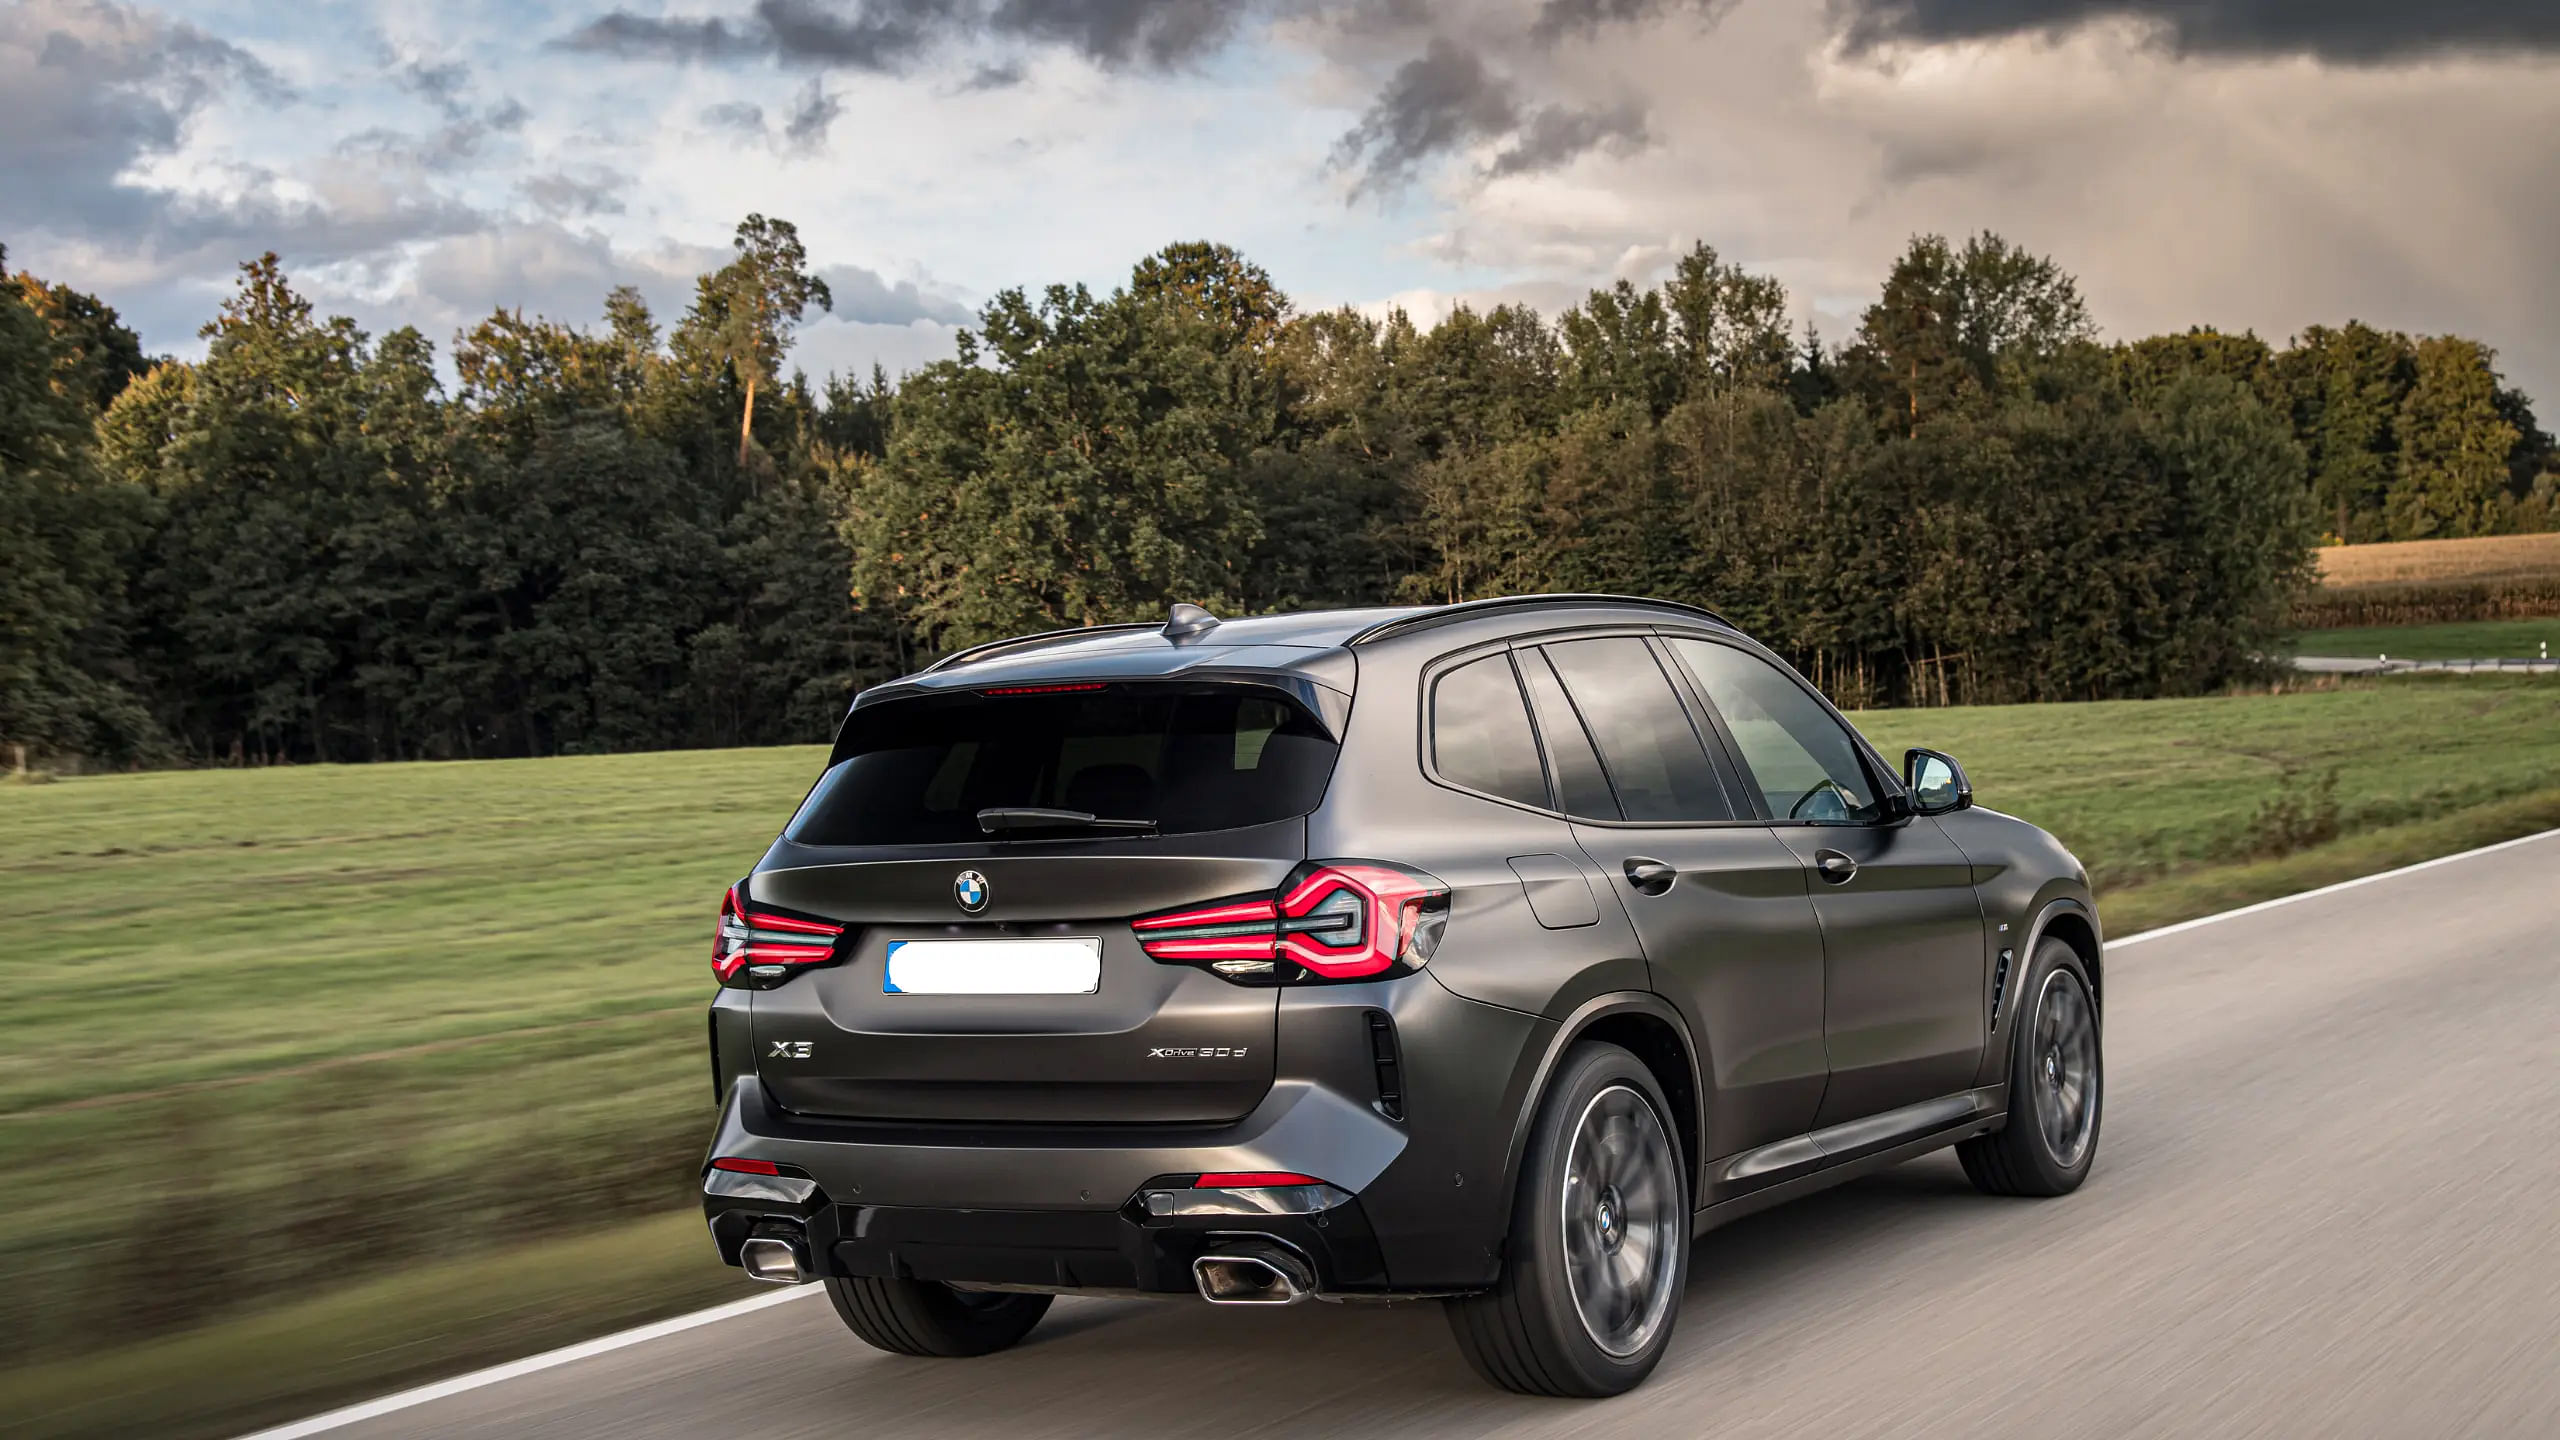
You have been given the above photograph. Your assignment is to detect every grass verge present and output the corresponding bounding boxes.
[0,1212,740,1440]
[2288,617,2558,661]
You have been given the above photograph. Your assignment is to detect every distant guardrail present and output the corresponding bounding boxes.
[2291,656,2558,675]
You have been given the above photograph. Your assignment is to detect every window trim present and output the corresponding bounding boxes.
[1522,631,1761,831]
[1653,627,1909,829]
[1417,642,1562,817]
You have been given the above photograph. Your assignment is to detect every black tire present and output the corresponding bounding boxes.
[1444,1041,1690,1397]
[822,1276,1051,1357]
[1959,937,2102,1197]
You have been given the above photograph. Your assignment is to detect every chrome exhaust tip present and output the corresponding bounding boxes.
[739,1235,810,1285]
[1192,1239,1317,1305]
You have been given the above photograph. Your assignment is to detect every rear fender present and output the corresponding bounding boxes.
[1496,991,1709,1223]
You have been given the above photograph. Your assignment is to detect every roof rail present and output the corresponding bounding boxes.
[916,621,1159,675]
[1344,594,1734,647]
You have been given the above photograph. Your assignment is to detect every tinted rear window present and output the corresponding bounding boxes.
[1431,654,1550,809]
[787,687,1340,846]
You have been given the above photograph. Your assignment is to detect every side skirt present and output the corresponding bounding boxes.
[1692,1086,2006,1236]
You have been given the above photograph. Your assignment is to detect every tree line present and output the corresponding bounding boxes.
[4,224,2554,766]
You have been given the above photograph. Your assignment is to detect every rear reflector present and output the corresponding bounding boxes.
[711,1157,782,1175]
[1194,1171,1321,1188]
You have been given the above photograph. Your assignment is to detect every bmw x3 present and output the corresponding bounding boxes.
[699,595,2104,1396]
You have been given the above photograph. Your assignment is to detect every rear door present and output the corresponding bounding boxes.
[744,684,1336,1126]
[1663,636,1989,1127]
[1523,637,1831,1159]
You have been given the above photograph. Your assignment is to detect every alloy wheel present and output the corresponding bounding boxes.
[1559,1083,1682,1357]
[2030,968,2100,1168]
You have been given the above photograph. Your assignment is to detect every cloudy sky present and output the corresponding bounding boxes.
[6,0,2557,405]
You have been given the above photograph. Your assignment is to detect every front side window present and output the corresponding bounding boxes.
[788,686,1340,845]
[1431,653,1550,809]
[1669,638,1884,824]
[1540,638,1735,823]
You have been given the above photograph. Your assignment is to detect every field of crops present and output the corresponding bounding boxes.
[2315,532,2560,589]
[2301,534,2560,628]
[9,676,2560,1437]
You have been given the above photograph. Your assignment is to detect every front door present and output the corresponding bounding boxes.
[1663,636,1989,1126]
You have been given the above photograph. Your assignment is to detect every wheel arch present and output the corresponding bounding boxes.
[1500,992,1707,1214]
[2032,899,2104,1015]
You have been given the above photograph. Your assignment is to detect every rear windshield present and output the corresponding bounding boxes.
[786,686,1341,846]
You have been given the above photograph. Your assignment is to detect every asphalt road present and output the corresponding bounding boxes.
[308,833,2560,1439]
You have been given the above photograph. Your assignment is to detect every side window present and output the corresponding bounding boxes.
[1669,638,1884,824]
[1518,650,1621,820]
[1430,653,1550,809]
[1541,638,1736,823]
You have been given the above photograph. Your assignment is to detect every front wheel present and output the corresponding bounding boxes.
[823,1276,1050,1357]
[1958,937,2102,1197]
[1445,1041,1689,1396]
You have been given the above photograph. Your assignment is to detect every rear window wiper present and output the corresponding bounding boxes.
[976,807,1160,835]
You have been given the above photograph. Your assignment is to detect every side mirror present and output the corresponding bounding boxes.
[1903,748,1973,817]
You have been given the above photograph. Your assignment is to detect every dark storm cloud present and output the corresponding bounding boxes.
[1531,0,1729,41]
[780,79,844,150]
[1330,36,1662,196]
[1487,100,1648,176]
[557,0,1241,72]
[1829,0,2560,61]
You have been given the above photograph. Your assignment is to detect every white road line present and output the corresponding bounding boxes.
[237,821,2560,1439]
[2107,824,2560,949]
[232,1286,821,1440]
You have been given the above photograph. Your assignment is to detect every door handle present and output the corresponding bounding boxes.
[1815,849,1858,885]
[1623,858,1677,896]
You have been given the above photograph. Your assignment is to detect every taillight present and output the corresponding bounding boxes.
[713,884,846,988]
[1135,862,1449,983]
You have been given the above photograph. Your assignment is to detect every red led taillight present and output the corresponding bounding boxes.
[713,884,846,985]
[1134,863,1449,982]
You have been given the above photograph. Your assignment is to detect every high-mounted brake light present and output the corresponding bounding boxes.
[980,682,1108,696]
[1135,862,1449,983]
[713,885,847,986]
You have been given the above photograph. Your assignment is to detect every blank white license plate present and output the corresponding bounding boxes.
[883,938,1102,995]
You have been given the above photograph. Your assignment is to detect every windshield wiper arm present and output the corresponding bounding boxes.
[976,807,1158,835]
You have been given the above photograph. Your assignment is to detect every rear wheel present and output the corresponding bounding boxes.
[1959,937,2102,1197]
[822,1276,1051,1357]
[1445,1042,1689,1397]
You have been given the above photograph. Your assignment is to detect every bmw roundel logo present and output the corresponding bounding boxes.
[953,870,990,913]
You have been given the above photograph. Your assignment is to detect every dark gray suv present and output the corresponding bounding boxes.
[700,595,2104,1396]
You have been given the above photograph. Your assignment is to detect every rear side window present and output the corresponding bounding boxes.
[1430,653,1549,809]
[787,687,1340,845]
[1518,649,1621,820]
[1541,638,1736,823]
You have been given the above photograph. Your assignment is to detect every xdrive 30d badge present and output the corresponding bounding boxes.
[700,595,2104,1395]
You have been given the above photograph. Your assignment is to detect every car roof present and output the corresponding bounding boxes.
[850,595,1734,710]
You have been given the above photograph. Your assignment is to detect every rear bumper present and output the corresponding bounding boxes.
[702,973,1548,1292]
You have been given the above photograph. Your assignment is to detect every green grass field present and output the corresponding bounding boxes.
[7,675,2560,1438]
[2289,618,2559,660]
